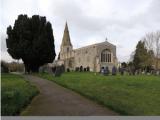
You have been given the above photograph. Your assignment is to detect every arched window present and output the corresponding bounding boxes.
[101,49,112,62]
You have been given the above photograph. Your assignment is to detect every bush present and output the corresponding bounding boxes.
[7,62,24,72]
[1,61,9,73]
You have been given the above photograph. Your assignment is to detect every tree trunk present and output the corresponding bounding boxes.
[30,64,40,73]
[24,63,40,73]
[24,64,31,74]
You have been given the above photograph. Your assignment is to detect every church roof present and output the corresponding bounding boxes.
[61,22,72,46]
[74,41,116,51]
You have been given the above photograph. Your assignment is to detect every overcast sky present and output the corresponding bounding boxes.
[1,0,160,62]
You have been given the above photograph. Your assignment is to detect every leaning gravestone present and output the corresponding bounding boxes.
[112,66,117,75]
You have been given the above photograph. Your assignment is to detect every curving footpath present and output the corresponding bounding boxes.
[21,75,118,116]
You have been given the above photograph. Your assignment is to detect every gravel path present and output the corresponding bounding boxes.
[21,75,118,116]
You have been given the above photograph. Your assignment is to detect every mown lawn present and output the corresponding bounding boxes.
[1,73,39,116]
[38,72,160,115]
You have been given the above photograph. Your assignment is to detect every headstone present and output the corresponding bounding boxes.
[156,70,160,76]
[112,66,117,75]
[67,68,70,72]
[80,66,83,72]
[103,66,109,76]
[101,67,104,75]
[75,67,79,72]
[54,66,62,77]
[86,66,90,71]
[120,67,124,75]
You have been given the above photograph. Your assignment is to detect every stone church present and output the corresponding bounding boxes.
[57,22,118,72]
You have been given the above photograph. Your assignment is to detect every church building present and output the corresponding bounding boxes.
[58,22,118,72]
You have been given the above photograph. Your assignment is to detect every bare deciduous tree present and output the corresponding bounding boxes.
[143,31,160,69]
[155,31,160,69]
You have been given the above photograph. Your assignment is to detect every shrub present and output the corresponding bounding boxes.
[1,61,9,73]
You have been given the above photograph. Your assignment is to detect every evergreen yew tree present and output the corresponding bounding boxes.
[133,41,153,70]
[6,14,56,73]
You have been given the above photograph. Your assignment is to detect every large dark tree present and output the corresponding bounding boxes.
[6,14,56,73]
[133,41,153,70]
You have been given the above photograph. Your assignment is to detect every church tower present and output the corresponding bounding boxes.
[60,22,73,60]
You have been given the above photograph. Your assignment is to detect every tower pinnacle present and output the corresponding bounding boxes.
[61,22,72,47]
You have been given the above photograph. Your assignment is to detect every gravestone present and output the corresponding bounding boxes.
[86,66,90,71]
[112,66,117,75]
[103,66,109,76]
[120,67,124,75]
[54,66,62,77]
[80,66,83,72]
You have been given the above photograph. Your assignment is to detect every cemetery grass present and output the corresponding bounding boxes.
[38,72,160,115]
[1,73,39,116]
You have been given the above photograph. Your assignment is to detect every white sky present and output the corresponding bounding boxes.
[1,0,160,62]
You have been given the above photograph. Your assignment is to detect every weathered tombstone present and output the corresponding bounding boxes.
[120,67,124,75]
[80,66,83,72]
[75,67,79,72]
[128,67,132,75]
[103,66,109,76]
[112,66,117,75]
[156,70,160,75]
[61,64,65,73]
[86,66,90,71]
[52,66,56,74]
[101,67,104,74]
[67,68,70,72]
[106,67,110,75]
[54,66,62,77]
